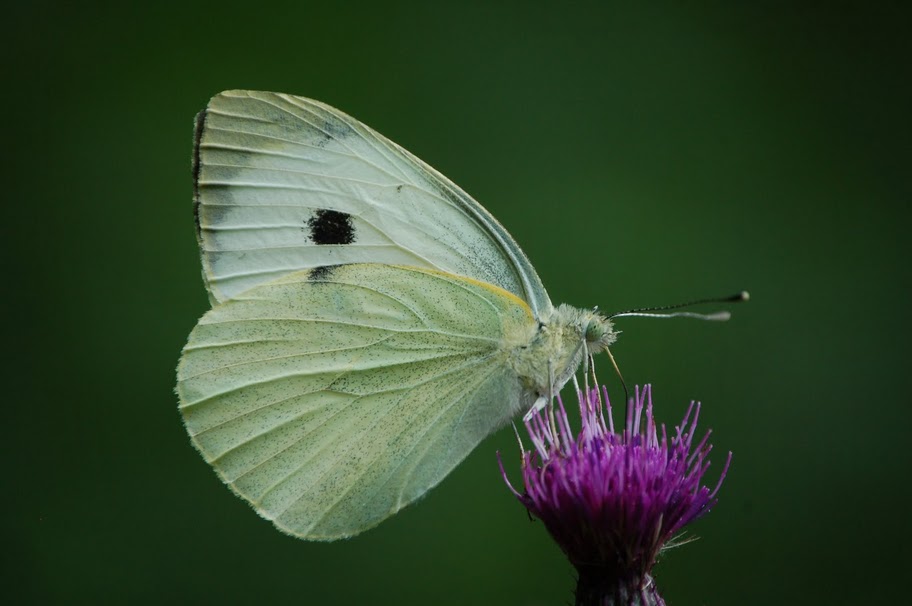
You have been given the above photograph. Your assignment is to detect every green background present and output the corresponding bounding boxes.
[6,1,910,604]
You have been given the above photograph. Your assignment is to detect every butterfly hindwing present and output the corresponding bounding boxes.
[194,90,552,317]
[176,264,538,539]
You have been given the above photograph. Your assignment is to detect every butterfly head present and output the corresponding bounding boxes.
[581,309,616,356]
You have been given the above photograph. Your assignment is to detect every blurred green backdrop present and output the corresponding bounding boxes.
[5,1,910,604]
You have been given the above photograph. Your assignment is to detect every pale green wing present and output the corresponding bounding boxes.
[176,264,537,540]
[193,90,552,319]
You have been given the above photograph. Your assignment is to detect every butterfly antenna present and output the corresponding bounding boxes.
[609,291,748,321]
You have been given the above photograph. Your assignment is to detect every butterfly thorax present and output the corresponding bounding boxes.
[508,304,616,408]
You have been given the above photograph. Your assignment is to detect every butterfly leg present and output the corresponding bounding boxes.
[522,395,550,422]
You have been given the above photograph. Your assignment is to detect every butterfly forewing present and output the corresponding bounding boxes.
[194,90,552,317]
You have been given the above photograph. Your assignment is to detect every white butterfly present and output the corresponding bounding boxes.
[177,90,616,540]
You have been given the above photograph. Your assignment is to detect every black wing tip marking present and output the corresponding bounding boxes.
[192,108,208,239]
[306,209,356,245]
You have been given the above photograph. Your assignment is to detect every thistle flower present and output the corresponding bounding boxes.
[500,385,731,606]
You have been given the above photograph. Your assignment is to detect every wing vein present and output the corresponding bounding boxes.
[312,361,503,528]
[263,354,500,521]
[224,353,493,485]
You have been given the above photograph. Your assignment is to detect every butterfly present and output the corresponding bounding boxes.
[176,90,616,540]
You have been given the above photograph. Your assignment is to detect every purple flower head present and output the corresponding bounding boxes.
[500,385,731,606]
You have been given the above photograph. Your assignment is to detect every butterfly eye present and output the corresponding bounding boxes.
[584,313,616,354]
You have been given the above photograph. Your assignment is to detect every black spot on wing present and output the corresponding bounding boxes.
[308,264,345,281]
[307,209,355,245]
[191,108,208,240]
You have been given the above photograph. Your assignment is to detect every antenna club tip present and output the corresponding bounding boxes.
[740,290,750,302]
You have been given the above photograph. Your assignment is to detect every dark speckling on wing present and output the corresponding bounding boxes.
[308,265,342,281]
[309,108,354,148]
